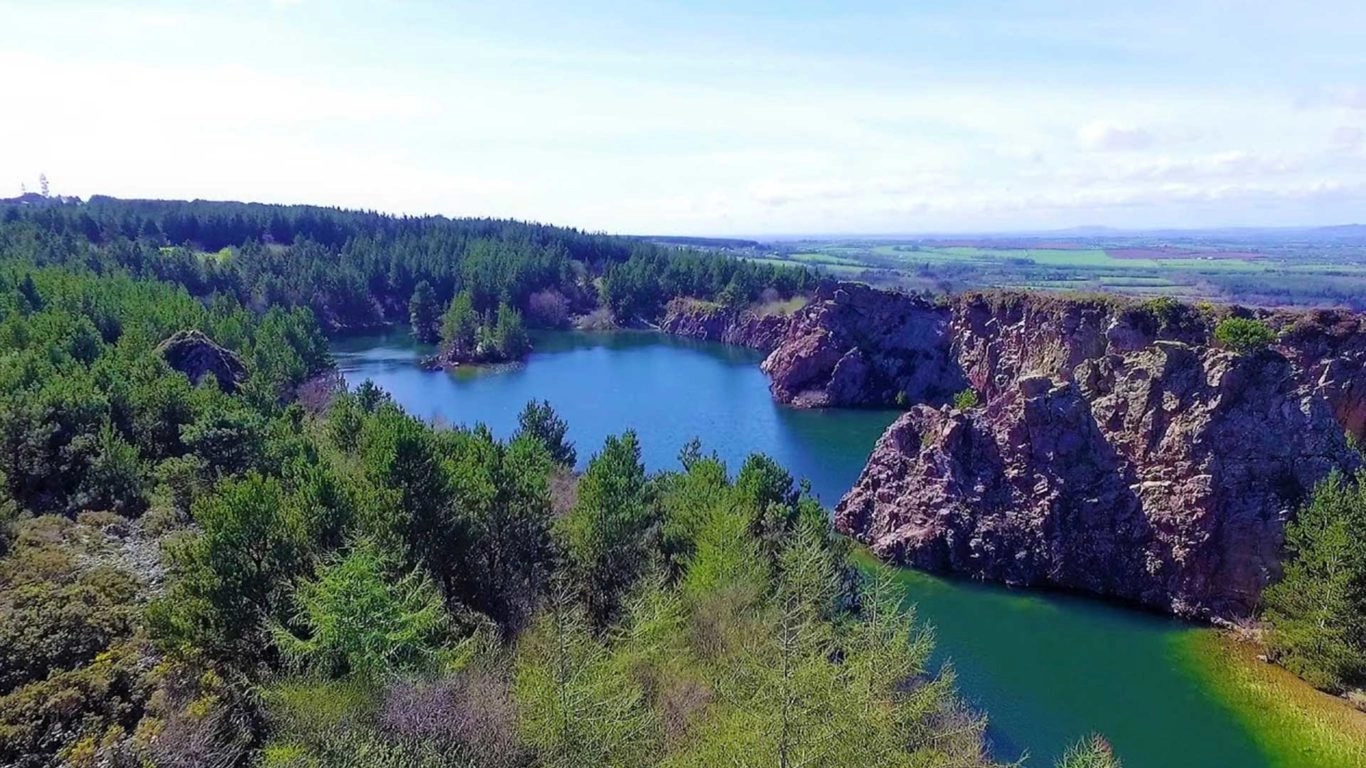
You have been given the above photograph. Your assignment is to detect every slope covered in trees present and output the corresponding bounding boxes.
[0,196,814,334]
[0,246,1121,765]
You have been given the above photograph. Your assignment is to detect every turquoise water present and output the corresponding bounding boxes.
[332,328,1271,767]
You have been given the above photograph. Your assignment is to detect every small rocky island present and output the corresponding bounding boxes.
[417,289,531,369]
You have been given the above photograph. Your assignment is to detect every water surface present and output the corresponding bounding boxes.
[333,328,1270,767]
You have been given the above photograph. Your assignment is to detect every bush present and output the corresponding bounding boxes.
[526,289,571,329]
[272,541,452,681]
[953,388,980,410]
[1056,735,1122,767]
[380,668,524,766]
[1213,317,1276,354]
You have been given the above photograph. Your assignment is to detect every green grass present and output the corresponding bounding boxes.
[1178,632,1366,768]
[746,255,868,276]
[862,244,1280,272]
[785,251,865,266]
[763,240,1366,307]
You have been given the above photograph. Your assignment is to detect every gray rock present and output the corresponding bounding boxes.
[156,330,247,393]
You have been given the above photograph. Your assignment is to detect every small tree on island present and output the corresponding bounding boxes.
[1213,317,1276,355]
[440,291,479,358]
[493,301,530,358]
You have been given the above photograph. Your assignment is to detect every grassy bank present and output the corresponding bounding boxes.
[1178,631,1366,767]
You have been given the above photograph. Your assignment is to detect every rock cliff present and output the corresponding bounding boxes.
[660,298,791,352]
[761,283,1366,619]
[759,283,964,406]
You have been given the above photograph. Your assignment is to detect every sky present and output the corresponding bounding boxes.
[2,0,1364,235]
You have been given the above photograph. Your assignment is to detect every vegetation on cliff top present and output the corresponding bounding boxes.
[1213,317,1278,354]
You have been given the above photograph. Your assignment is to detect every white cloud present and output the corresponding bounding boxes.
[2,2,1364,234]
[1078,121,1157,152]
[1333,125,1365,150]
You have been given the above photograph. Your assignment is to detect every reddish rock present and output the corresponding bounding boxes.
[660,298,792,352]
[759,283,963,407]
[761,282,1366,620]
[1274,309,1366,441]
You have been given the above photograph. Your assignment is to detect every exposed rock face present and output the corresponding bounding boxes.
[761,285,1213,408]
[660,299,791,352]
[759,283,964,407]
[837,344,1360,619]
[156,330,247,393]
[1274,309,1366,442]
[760,282,1366,620]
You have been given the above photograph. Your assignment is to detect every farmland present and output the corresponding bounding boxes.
[727,227,1366,309]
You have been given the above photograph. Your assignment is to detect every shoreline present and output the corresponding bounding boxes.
[1179,629,1366,767]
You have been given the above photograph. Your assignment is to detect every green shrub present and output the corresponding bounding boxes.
[0,640,154,766]
[1213,317,1276,354]
[953,388,980,410]
[272,541,452,681]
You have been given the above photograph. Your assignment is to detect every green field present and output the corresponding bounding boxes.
[745,236,1366,308]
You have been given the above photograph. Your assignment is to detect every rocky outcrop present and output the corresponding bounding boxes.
[156,330,247,393]
[836,343,1359,619]
[660,298,791,352]
[761,284,1215,408]
[1274,309,1366,442]
[759,283,964,407]
[761,282,1366,620]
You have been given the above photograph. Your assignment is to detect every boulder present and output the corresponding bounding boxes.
[156,330,247,393]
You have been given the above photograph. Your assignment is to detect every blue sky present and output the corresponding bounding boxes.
[2,0,1364,234]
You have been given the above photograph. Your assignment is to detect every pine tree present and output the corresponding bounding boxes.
[408,280,440,343]
[440,291,479,359]
[513,597,654,768]
[558,431,654,624]
[1264,470,1366,692]
[514,400,576,468]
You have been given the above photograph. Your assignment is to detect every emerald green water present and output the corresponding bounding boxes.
[332,328,1272,767]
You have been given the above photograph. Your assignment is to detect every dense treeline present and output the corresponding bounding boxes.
[0,197,815,333]
[0,265,327,519]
